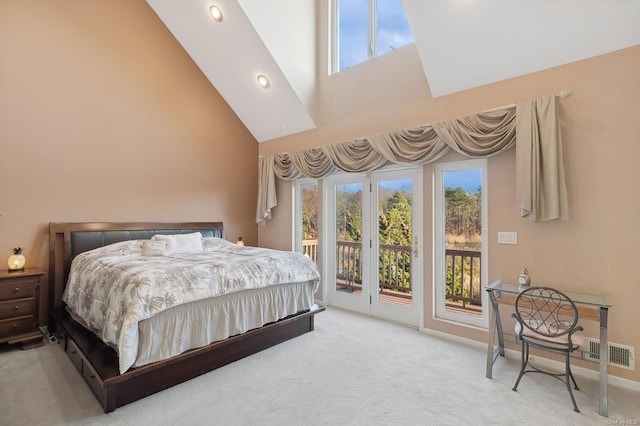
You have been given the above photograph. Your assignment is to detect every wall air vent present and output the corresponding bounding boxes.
[583,338,635,370]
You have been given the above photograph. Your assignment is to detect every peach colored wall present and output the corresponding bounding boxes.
[258,45,640,382]
[0,1,259,323]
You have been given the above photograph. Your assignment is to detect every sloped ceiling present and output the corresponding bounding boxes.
[408,0,640,97]
[146,0,640,143]
[146,0,317,143]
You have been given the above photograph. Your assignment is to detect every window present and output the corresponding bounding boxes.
[332,0,414,72]
[434,160,488,327]
[294,179,319,265]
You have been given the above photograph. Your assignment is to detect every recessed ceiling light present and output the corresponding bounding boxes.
[209,5,223,22]
[257,74,270,89]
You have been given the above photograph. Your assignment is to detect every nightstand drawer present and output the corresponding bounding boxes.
[0,299,34,320]
[0,316,33,337]
[0,278,36,300]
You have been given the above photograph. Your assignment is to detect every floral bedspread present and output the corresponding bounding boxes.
[62,237,320,373]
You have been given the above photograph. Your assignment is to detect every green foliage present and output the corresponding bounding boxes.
[443,186,482,304]
[302,180,481,302]
[379,191,412,246]
[378,189,413,291]
[301,184,318,239]
[335,186,363,242]
[444,186,481,238]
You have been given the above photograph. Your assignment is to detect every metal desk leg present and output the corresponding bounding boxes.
[599,307,609,417]
[486,290,505,379]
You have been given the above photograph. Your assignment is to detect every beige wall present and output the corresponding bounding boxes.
[0,1,259,323]
[259,45,640,382]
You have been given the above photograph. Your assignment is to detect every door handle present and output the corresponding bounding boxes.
[413,236,418,258]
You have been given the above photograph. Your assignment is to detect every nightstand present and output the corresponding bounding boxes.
[0,267,45,349]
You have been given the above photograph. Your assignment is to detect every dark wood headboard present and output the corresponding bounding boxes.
[48,222,224,316]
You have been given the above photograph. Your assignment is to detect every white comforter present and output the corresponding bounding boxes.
[62,237,320,373]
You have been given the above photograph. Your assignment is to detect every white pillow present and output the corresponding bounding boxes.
[141,240,168,257]
[152,232,203,255]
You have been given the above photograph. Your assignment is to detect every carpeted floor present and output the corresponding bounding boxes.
[1,306,638,426]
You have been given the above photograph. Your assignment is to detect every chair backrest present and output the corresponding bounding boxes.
[514,286,579,338]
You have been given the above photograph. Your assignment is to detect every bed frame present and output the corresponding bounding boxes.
[48,222,324,413]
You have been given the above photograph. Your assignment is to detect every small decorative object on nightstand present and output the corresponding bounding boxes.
[236,236,244,246]
[0,267,45,349]
[8,247,26,272]
[518,268,531,288]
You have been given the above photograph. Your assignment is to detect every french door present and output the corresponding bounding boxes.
[325,168,422,326]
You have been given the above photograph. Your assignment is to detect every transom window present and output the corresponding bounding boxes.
[332,0,414,73]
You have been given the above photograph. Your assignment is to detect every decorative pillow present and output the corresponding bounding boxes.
[152,232,203,255]
[202,237,232,250]
[141,240,168,257]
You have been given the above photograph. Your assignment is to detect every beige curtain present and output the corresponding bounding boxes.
[515,96,568,221]
[257,95,567,224]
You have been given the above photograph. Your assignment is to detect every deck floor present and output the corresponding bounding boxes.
[336,281,481,316]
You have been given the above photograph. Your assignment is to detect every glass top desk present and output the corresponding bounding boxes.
[485,279,611,417]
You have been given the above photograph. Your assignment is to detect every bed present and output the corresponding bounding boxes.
[48,222,324,413]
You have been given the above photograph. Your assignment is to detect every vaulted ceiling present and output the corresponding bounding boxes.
[146,0,640,143]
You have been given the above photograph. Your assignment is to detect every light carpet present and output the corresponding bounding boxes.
[1,306,638,426]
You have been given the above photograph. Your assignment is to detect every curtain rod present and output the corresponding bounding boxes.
[258,90,574,159]
[483,90,573,114]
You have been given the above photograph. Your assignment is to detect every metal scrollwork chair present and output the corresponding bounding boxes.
[511,286,584,412]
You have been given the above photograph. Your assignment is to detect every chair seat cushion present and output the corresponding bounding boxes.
[515,321,584,350]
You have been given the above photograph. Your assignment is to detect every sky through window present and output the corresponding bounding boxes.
[337,0,414,71]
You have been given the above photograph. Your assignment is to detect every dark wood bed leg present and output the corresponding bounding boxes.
[105,389,116,413]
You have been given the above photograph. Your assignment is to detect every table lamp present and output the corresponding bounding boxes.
[8,247,26,272]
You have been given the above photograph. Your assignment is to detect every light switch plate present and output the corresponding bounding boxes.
[498,231,517,244]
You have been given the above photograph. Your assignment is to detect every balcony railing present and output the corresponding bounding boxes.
[445,249,482,310]
[336,241,361,288]
[302,239,482,312]
[302,239,318,264]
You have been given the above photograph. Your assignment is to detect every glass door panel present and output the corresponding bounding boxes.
[375,178,413,307]
[327,175,370,315]
[335,182,363,295]
[370,169,421,326]
[326,168,422,326]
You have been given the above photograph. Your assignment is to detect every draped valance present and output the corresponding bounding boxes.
[257,95,568,224]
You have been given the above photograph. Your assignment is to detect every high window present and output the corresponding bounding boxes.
[332,0,414,72]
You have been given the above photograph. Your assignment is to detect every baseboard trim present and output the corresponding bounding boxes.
[419,326,640,393]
